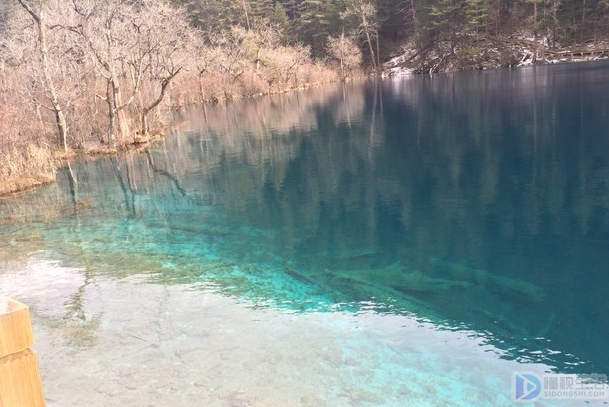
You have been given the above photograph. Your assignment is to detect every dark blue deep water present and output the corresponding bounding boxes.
[2,61,609,384]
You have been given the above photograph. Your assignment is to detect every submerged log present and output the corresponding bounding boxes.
[0,295,46,407]
[428,257,545,302]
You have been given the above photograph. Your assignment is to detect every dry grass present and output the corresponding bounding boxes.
[0,144,57,197]
[0,69,58,198]
[0,44,345,200]
[0,174,56,199]
[84,145,118,156]
[173,62,341,107]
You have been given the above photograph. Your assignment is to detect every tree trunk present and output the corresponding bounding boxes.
[339,33,345,81]
[410,0,419,40]
[114,83,131,144]
[376,33,381,74]
[533,0,538,62]
[256,48,261,75]
[37,5,69,150]
[107,81,117,149]
[18,0,69,151]
[141,114,149,137]
[140,70,181,135]
[581,0,586,45]
[199,72,205,100]
[242,0,251,30]
[54,109,68,149]
[361,11,377,72]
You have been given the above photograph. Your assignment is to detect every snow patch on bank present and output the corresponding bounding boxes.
[383,34,609,76]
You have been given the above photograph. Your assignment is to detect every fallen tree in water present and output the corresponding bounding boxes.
[384,34,609,75]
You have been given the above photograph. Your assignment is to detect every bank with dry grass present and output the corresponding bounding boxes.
[0,0,366,199]
[0,145,55,199]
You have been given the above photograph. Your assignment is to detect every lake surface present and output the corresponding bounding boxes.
[2,61,609,406]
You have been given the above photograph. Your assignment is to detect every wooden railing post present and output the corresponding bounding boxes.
[0,295,46,407]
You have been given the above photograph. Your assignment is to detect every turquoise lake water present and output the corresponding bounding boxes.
[1,61,609,406]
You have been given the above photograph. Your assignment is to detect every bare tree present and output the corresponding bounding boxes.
[192,37,225,100]
[207,28,248,97]
[68,0,145,148]
[241,0,251,31]
[342,0,381,73]
[134,0,193,136]
[15,0,69,150]
[259,44,310,90]
[238,21,282,75]
[327,32,362,81]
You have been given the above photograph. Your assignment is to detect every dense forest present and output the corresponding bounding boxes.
[173,0,609,70]
[0,0,608,196]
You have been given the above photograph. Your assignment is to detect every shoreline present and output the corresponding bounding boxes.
[0,79,350,201]
[0,175,56,201]
[1,56,607,201]
[384,38,609,76]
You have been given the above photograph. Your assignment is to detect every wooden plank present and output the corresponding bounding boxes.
[0,295,35,359]
[0,296,46,407]
[0,349,46,407]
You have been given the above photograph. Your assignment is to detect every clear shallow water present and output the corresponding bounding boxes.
[1,61,609,405]
[0,259,568,407]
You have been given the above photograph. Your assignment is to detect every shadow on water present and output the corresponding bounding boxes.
[2,61,609,375]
